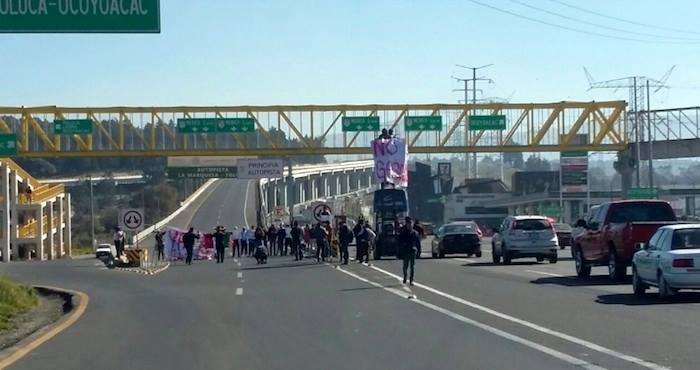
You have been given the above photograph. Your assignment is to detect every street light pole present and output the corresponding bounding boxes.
[89,175,95,249]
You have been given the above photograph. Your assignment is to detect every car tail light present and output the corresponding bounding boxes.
[673,259,695,268]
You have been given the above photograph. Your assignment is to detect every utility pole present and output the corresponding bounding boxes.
[89,175,95,249]
[452,64,494,179]
[646,80,654,189]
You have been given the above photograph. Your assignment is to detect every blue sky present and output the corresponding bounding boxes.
[1,0,700,108]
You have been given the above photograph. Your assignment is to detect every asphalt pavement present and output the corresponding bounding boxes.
[2,180,699,370]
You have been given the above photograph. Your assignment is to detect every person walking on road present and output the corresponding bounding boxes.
[255,226,265,250]
[214,226,229,263]
[267,225,277,255]
[238,227,247,258]
[276,226,286,256]
[398,217,420,285]
[246,227,256,256]
[113,227,126,259]
[338,221,353,265]
[291,221,303,261]
[413,219,426,259]
[353,220,371,264]
[284,224,292,256]
[313,222,329,262]
[154,229,165,261]
[231,226,240,258]
[183,227,199,265]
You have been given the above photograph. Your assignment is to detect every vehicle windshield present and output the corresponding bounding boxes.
[513,219,551,231]
[671,229,700,250]
[443,224,475,233]
[608,203,676,223]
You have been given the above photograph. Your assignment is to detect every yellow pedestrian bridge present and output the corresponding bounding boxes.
[0,101,626,158]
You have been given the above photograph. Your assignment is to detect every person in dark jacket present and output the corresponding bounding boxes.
[267,225,277,254]
[291,221,303,261]
[276,226,286,256]
[338,221,353,265]
[154,230,166,261]
[182,227,199,265]
[214,226,229,263]
[413,219,425,259]
[398,217,420,285]
[313,223,329,262]
[353,219,370,263]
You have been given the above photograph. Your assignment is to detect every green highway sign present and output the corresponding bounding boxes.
[216,118,255,133]
[561,151,588,158]
[405,116,443,131]
[539,207,561,217]
[166,167,238,179]
[177,118,255,134]
[0,134,17,156]
[342,116,380,132]
[628,187,659,199]
[469,115,507,131]
[54,119,93,135]
[0,0,160,33]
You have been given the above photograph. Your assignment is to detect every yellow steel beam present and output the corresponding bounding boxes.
[593,107,624,145]
[318,110,344,144]
[247,112,276,149]
[26,114,56,152]
[150,111,157,150]
[279,111,312,148]
[0,117,24,151]
[3,101,625,114]
[502,108,529,145]
[118,112,126,150]
[440,109,469,146]
[89,113,120,150]
[593,108,623,144]
[531,107,563,146]
[388,109,407,132]
[20,113,29,151]
[215,111,246,149]
[560,106,594,146]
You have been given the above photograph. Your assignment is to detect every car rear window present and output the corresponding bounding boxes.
[513,219,551,231]
[608,203,676,223]
[671,229,700,250]
[444,224,475,233]
[554,223,571,232]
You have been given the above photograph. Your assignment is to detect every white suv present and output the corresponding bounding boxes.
[492,216,559,264]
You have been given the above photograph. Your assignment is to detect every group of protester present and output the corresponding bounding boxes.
[157,216,424,285]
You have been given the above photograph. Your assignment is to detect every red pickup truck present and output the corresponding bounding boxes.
[573,200,678,280]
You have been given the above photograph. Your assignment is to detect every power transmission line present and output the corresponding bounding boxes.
[508,0,700,41]
[546,0,700,36]
[465,0,699,44]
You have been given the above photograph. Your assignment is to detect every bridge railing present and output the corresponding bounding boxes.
[0,101,627,158]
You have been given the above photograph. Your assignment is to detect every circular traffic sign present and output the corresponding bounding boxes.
[312,204,332,222]
[122,210,143,231]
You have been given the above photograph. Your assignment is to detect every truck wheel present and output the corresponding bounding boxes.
[608,247,627,281]
[432,252,438,258]
[549,254,558,264]
[574,247,591,278]
[632,266,647,296]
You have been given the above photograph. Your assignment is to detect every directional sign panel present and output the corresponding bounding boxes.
[342,116,380,132]
[166,167,238,179]
[177,118,255,134]
[0,134,18,156]
[119,209,145,232]
[405,116,443,131]
[0,0,161,33]
[469,115,507,131]
[54,119,93,135]
[628,187,659,199]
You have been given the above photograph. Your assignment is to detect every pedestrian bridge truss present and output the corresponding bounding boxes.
[0,101,626,158]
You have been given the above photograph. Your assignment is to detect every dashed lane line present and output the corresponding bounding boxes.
[368,264,669,370]
[334,265,605,370]
[236,288,243,296]
[525,270,564,277]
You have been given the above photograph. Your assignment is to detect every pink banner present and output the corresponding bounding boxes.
[372,138,408,187]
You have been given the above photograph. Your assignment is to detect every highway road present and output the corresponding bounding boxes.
[2,180,700,369]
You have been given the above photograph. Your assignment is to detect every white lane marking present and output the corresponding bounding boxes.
[234,258,239,263]
[334,266,605,370]
[237,261,242,267]
[454,258,479,264]
[243,181,251,227]
[526,270,564,277]
[237,272,243,278]
[236,288,243,295]
[368,265,669,370]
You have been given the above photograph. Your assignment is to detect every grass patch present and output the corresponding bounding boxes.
[0,278,39,331]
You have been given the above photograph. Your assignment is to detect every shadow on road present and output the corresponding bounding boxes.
[596,292,700,305]
[463,261,541,267]
[531,275,631,287]
[241,261,324,271]
[340,283,404,293]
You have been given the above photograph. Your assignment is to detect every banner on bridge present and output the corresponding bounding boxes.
[371,138,408,187]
